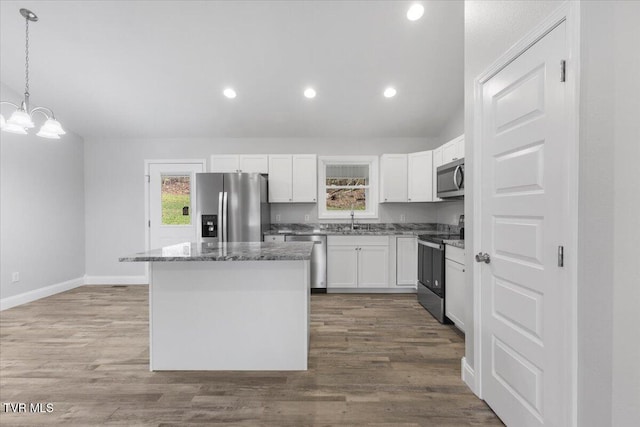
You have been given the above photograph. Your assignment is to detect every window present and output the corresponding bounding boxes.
[161,175,191,225]
[318,156,379,219]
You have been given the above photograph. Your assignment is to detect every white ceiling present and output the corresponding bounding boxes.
[0,1,463,139]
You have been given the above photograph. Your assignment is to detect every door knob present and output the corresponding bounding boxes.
[475,252,491,264]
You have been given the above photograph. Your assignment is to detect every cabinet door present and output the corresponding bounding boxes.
[292,155,317,203]
[268,155,293,202]
[442,135,464,164]
[396,237,417,286]
[210,155,240,172]
[380,154,408,202]
[327,246,358,288]
[445,259,465,331]
[407,151,433,202]
[358,246,389,288]
[432,147,444,202]
[239,155,269,173]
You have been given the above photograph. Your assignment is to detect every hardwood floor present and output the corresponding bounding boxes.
[0,286,502,426]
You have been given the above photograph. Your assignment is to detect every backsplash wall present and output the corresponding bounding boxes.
[271,202,439,224]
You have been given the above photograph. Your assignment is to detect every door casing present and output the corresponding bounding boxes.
[470,2,580,426]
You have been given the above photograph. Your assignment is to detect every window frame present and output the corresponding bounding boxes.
[317,156,379,220]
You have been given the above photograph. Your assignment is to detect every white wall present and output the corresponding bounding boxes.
[580,2,640,426]
[84,136,439,278]
[0,83,85,302]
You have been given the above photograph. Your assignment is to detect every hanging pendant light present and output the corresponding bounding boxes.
[0,9,66,139]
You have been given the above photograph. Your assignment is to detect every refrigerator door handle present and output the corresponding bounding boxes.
[218,192,224,242]
[222,191,228,242]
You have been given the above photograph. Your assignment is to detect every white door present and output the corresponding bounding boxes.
[239,154,268,173]
[407,151,433,202]
[268,155,293,202]
[327,246,358,288]
[210,155,239,172]
[149,162,205,249]
[479,22,569,426]
[292,155,317,202]
[358,245,389,288]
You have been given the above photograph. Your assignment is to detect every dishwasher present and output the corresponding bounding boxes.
[284,235,327,293]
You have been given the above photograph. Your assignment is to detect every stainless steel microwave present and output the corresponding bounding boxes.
[437,158,464,199]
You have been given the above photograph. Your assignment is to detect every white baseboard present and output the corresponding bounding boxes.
[462,356,480,398]
[1,276,85,311]
[84,275,148,285]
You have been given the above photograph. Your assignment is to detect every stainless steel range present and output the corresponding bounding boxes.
[417,234,457,323]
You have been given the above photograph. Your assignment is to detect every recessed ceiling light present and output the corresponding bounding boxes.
[407,4,425,21]
[304,88,316,99]
[384,87,397,98]
[223,88,237,99]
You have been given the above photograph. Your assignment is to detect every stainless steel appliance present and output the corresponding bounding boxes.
[196,173,270,243]
[437,158,464,199]
[284,235,327,292]
[417,234,450,323]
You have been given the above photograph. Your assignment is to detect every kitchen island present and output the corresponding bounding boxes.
[120,241,313,371]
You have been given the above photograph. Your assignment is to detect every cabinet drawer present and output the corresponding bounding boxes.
[445,245,465,265]
[328,235,389,246]
[264,235,285,242]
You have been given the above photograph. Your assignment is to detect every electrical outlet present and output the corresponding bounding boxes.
[275,214,281,222]
[400,214,406,223]
[304,214,310,222]
[11,272,19,283]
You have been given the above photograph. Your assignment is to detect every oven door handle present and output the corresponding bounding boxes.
[418,240,444,250]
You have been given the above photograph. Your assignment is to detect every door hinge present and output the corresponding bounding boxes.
[148,220,151,228]
[560,60,566,82]
[146,175,150,183]
[558,245,564,267]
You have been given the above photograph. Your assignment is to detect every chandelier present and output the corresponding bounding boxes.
[0,9,66,139]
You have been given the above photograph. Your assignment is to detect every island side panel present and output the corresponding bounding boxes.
[149,260,309,371]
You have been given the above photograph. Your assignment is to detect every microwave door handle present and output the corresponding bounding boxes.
[458,166,464,189]
[453,165,461,190]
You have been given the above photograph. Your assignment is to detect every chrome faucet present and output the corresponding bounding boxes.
[350,205,355,230]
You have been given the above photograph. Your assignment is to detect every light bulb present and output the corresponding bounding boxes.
[384,87,397,98]
[223,88,237,99]
[407,4,425,21]
[304,88,316,99]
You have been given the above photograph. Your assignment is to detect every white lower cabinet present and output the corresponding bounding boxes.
[358,246,390,288]
[396,237,417,286]
[327,236,389,290]
[445,245,466,332]
[327,245,359,288]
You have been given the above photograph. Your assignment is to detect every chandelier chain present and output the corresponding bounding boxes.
[25,15,29,95]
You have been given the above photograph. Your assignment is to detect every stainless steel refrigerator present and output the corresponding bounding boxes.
[196,173,270,243]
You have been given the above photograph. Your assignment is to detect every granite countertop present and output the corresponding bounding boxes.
[443,240,465,249]
[265,223,459,237]
[119,241,314,262]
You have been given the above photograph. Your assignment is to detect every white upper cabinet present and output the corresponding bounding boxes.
[210,154,268,173]
[441,134,465,164]
[210,155,240,172]
[239,155,269,174]
[268,154,317,203]
[407,150,433,202]
[432,146,444,202]
[268,155,293,202]
[292,155,318,203]
[380,154,408,203]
